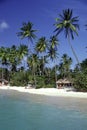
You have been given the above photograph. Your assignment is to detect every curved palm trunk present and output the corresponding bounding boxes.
[68,33,80,66]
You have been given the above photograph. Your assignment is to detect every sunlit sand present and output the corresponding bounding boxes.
[0,85,87,99]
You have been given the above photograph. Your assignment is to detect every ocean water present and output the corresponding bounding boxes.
[0,90,87,130]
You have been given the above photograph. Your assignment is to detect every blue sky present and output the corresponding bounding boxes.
[0,0,87,67]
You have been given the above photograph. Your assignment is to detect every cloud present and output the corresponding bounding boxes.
[0,21,9,31]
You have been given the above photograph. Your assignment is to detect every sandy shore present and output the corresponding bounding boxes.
[0,86,87,98]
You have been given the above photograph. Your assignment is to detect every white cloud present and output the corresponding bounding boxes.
[0,21,9,31]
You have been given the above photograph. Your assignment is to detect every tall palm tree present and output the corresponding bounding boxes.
[54,8,79,65]
[18,44,28,60]
[17,21,37,53]
[8,45,18,72]
[27,54,39,87]
[49,35,58,49]
[61,54,72,78]
[0,47,9,80]
[35,37,48,75]
[48,36,59,82]
[35,37,48,54]
[17,44,28,70]
[17,22,36,41]
[58,62,65,78]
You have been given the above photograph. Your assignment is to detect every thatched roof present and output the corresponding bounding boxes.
[0,79,8,83]
[56,78,72,84]
[56,79,64,83]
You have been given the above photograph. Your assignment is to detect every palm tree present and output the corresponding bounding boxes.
[35,37,48,54]
[54,8,79,65]
[0,47,9,80]
[8,45,19,72]
[27,54,39,87]
[61,54,72,79]
[49,35,58,49]
[58,63,65,78]
[38,56,48,75]
[35,37,48,75]
[17,21,37,53]
[48,36,59,82]
[80,58,87,72]
[17,44,28,70]
[18,44,28,60]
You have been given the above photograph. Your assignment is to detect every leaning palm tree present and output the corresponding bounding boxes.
[54,8,79,65]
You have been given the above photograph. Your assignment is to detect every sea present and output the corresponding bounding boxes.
[0,89,87,130]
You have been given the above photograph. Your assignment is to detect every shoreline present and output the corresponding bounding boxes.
[0,86,87,98]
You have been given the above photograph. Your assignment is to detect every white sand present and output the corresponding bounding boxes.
[0,86,87,98]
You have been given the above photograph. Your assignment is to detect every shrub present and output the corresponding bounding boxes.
[36,75,56,89]
[10,71,29,86]
[74,72,87,92]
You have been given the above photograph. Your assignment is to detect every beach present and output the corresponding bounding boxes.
[0,86,87,99]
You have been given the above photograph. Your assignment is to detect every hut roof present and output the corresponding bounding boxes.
[56,78,72,84]
[56,79,64,83]
[63,79,71,84]
[0,79,8,83]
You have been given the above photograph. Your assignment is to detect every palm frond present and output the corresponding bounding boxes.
[54,8,79,39]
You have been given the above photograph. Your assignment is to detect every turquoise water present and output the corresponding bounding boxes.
[0,90,87,130]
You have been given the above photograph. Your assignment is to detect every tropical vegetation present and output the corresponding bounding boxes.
[0,8,87,91]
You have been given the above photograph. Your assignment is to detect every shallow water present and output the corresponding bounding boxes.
[0,90,87,130]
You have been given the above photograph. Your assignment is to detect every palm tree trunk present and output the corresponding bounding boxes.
[42,56,45,75]
[55,65,58,88]
[68,33,80,66]
[34,72,36,88]
[1,62,4,80]
[2,67,3,79]
[55,64,57,82]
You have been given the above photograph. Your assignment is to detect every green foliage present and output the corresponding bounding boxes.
[0,19,86,91]
[36,76,45,89]
[36,75,55,89]
[58,54,72,79]
[54,8,79,65]
[74,72,87,91]
[17,22,37,40]
[10,71,29,86]
[54,8,79,39]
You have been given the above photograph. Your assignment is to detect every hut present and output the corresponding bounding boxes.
[56,78,73,89]
[0,79,8,86]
